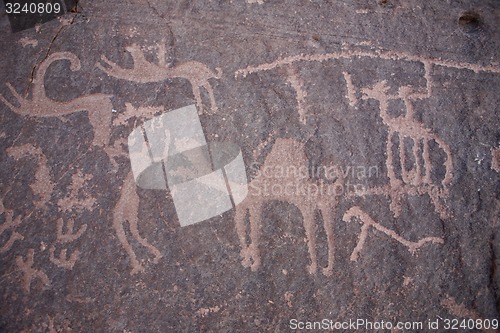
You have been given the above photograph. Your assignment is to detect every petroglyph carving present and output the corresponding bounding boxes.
[0,210,24,254]
[48,218,87,270]
[235,47,499,123]
[234,47,489,219]
[342,72,357,107]
[113,171,162,275]
[359,76,453,219]
[18,37,38,48]
[55,218,87,243]
[235,47,500,77]
[235,138,342,275]
[0,231,24,253]
[284,291,293,308]
[196,306,221,318]
[97,42,222,114]
[285,66,308,124]
[49,246,80,270]
[57,171,96,213]
[107,105,170,274]
[342,206,444,261]
[15,249,50,293]
[491,147,500,173]
[0,52,113,147]
[7,144,54,209]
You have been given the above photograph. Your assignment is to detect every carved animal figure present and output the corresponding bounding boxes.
[235,138,343,276]
[97,43,222,114]
[343,206,444,261]
[113,170,162,275]
[0,208,23,254]
[361,80,453,219]
[0,52,113,147]
[1,53,164,275]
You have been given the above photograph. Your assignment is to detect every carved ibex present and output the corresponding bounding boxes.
[97,43,222,115]
[0,52,113,147]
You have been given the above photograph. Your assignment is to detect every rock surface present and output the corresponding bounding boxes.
[0,0,499,332]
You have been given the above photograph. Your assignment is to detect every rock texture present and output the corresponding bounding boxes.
[0,0,499,331]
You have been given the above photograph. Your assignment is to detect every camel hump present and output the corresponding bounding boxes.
[265,138,307,166]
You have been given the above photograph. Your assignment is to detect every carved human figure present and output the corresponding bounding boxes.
[361,80,453,219]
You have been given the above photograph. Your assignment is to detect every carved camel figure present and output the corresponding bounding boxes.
[235,138,343,276]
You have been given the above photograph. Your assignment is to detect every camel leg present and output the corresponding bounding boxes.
[301,207,317,274]
[248,204,262,271]
[0,94,19,112]
[399,135,411,184]
[412,138,423,185]
[234,204,252,268]
[127,211,162,264]
[320,203,335,276]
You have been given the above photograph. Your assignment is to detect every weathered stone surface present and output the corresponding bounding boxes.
[0,0,498,332]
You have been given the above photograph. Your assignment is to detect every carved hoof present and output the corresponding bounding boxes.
[350,252,360,262]
[250,257,261,272]
[322,266,333,277]
[239,248,252,268]
[152,254,163,264]
[130,263,145,275]
[307,263,317,275]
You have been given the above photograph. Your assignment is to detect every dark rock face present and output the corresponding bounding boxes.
[0,0,499,332]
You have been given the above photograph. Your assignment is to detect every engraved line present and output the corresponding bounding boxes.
[235,49,500,77]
